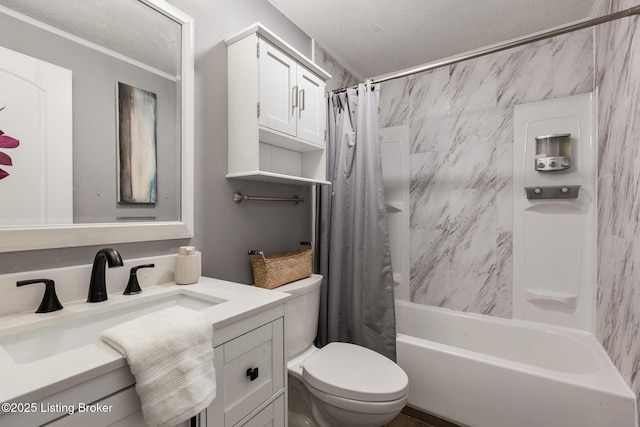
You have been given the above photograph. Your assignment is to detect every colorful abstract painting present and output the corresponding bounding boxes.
[0,45,73,226]
[0,107,20,180]
[117,82,157,204]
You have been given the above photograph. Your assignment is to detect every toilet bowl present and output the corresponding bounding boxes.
[289,342,408,426]
[277,275,409,427]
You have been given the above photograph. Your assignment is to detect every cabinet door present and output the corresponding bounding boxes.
[296,67,326,146]
[235,394,285,427]
[223,323,275,426]
[258,39,297,138]
[46,385,195,427]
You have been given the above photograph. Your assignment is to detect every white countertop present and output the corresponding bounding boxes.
[0,276,290,404]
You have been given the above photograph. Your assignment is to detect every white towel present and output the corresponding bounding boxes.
[100,306,216,427]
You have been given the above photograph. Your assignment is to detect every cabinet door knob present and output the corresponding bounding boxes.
[246,367,259,381]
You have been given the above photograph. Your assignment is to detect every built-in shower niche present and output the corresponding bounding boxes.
[379,125,410,301]
[513,93,596,332]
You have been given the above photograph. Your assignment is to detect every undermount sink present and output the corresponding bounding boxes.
[0,291,225,365]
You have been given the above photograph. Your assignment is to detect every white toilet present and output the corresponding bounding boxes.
[277,274,409,427]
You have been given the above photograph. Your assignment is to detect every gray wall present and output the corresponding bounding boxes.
[0,0,314,286]
[170,0,313,284]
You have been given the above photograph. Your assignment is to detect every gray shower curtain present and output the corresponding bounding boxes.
[316,83,396,361]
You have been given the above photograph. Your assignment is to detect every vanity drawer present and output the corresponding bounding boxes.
[235,393,285,427]
[223,319,284,426]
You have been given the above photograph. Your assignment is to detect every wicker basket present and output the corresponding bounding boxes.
[249,246,312,289]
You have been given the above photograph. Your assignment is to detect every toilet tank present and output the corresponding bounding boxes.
[276,274,322,358]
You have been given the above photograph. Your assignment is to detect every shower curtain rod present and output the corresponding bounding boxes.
[332,5,640,93]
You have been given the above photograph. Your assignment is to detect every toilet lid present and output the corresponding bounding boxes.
[302,342,408,402]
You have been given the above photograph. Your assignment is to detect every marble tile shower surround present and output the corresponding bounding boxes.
[314,44,359,92]
[316,10,640,415]
[596,0,640,411]
[378,29,594,318]
[316,1,640,418]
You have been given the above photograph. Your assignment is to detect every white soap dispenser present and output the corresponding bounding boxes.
[175,246,201,285]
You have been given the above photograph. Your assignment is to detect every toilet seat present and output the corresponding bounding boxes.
[302,342,409,402]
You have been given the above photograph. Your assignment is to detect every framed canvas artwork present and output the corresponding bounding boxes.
[117,82,158,204]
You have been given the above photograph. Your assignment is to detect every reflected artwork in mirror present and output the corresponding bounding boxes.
[117,82,158,205]
[0,0,194,252]
[0,44,73,227]
[0,107,20,181]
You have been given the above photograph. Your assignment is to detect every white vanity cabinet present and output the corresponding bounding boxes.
[28,307,286,427]
[45,382,182,427]
[203,305,286,426]
[0,279,289,427]
[226,23,331,186]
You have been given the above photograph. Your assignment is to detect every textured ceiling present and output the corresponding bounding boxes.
[0,0,181,76]
[268,0,599,80]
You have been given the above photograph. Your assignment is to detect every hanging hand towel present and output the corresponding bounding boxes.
[100,305,216,427]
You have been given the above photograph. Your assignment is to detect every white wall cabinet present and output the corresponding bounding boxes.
[226,23,331,185]
[258,41,325,146]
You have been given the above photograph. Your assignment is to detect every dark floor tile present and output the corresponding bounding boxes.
[386,407,461,427]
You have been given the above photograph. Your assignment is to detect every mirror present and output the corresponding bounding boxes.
[0,0,194,251]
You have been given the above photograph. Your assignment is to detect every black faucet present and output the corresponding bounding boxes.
[88,248,124,303]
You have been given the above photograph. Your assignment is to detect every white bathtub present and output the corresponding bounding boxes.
[395,299,638,427]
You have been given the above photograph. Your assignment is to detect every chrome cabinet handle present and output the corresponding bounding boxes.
[299,89,305,112]
[292,85,299,112]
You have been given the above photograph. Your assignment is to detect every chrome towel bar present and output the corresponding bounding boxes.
[233,191,305,205]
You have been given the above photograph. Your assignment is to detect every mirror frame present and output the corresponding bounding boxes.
[0,0,194,252]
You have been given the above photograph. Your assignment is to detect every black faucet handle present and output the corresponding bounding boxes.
[17,279,64,313]
[123,264,155,295]
[131,263,155,273]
